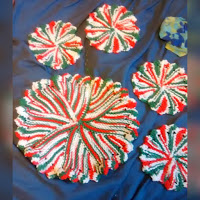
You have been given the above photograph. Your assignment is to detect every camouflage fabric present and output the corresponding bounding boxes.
[159,17,187,57]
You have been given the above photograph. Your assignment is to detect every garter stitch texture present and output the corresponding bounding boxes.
[85,4,140,53]
[14,73,140,183]
[132,60,188,115]
[28,21,83,70]
[139,124,187,191]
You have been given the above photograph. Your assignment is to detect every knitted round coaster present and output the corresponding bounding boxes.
[15,73,140,183]
[139,124,187,191]
[28,21,83,70]
[132,60,187,115]
[85,4,140,53]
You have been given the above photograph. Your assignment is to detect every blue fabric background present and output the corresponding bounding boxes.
[13,0,187,199]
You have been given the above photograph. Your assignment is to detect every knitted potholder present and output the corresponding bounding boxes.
[15,73,140,183]
[28,21,83,70]
[139,124,187,191]
[132,60,187,115]
[85,4,140,53]
[159,17,187,57]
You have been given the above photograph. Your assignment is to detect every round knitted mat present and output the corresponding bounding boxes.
[15,73,140,183]
[132,60,187,115]
[85,4,140,53]
[28,20,83,70]
[139,124,187,191]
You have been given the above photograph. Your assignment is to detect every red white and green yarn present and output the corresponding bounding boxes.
[28,21,83,70]
[85,4,140,53]
[132,60,187,115]
[139,124,187,191]
[14,73,140,183]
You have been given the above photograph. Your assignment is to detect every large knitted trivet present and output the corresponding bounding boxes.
[85,4,140,53]
[139,124,187,191]
[132,60,187,115]
[28,21,83,70]
[14,73,140,183]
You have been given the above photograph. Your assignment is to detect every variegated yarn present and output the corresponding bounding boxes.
[139,124,187,191]
[132,60,187,115]
[85,4,140,53]
[28,20,83,70]
[15,73,140,183]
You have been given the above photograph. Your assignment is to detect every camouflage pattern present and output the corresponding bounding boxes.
[159,17,187,57]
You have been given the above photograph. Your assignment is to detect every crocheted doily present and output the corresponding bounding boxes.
[15,74,140,183]
[132,60,187,115]
[28,21,83,70]
[139,124,187,191]
[85,4,140,53]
